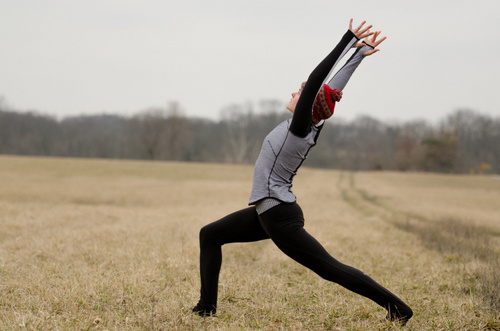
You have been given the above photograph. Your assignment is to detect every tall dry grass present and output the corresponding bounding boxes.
[346,171,500,325]
[1,155,499,330]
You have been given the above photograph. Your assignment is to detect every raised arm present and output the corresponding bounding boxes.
[326,44,372,92]
[290,19,373,137]
[327,30,387,91]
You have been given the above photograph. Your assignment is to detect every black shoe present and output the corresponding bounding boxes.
[386,306,413,326]
[192,304,216,317]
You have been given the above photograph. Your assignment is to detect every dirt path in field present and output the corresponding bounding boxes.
[337,171,500,314]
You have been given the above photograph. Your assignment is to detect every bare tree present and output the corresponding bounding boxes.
[391,120,434,171]
[134,108,168,160]
[162,102,192,160]
[438,110,499,173]
[220,103,254,163]
[132,102,193,161]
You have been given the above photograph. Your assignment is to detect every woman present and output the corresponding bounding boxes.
[192,19,413,325]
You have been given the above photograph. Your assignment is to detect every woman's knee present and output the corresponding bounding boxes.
[199,223,216,246]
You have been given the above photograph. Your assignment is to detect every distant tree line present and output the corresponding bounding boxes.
[0,98,498,174]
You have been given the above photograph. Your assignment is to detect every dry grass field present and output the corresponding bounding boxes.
[1,155,499,330]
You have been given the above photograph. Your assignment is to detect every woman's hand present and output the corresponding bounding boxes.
[349,18,373,40]
[363,31,387,56]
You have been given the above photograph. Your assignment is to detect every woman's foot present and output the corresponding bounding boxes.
[386,306,413,326]
[192,303,216,317]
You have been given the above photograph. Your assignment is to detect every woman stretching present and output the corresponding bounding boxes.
[192,19,413,325]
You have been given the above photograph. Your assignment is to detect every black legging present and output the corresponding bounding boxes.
[196,202,412,320]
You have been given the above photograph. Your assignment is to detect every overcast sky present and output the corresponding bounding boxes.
[1,0,499,123]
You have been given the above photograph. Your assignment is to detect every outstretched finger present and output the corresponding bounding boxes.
[373,35,387,47]
[358,24,373,36]
[370,31,380,41]
[359,30,374,40]
[355,20,366,33]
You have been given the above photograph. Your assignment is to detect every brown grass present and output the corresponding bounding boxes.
[1,155,499,330]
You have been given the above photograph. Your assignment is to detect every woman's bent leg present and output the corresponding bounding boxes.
[259,203,412,323]
[195,207,270,315]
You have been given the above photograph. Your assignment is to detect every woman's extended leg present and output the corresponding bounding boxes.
[258,203,413,323]
[194,207,270,315]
